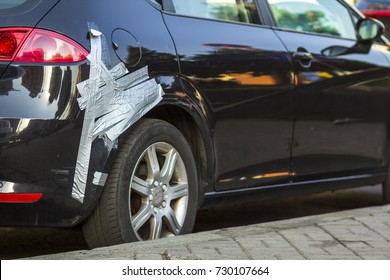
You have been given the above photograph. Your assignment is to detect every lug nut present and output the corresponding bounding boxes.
[162,185,168,192]
[154,207,158,214]
[162,201,167,208]
[149,194,153,201]
[154,181,159,187]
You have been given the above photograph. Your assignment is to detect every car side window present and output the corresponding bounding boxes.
[170,0,261,24]
[266,0,356,40]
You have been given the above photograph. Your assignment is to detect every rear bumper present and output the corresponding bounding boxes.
[0,63,109,227]
[0,181,84,226]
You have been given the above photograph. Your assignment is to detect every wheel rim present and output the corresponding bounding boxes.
[129,142,189,240]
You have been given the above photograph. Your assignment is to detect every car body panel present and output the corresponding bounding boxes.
[162,13,295,191]
[273,29,390,181]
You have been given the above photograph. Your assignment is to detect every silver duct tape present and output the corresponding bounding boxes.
[0,181,14,193]
[72,28,103,203]
[93,80,164,141]
[77,63,129,110]
[77,65,149,116]
[89,22,111,69]
[72,24,165,203]
[93,172,109,187]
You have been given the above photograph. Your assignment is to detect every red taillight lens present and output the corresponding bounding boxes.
[15,29,88,63]
[0,33,17,56]
[0,28,31,61]
[0,28,88,63]
[0,193,43,203]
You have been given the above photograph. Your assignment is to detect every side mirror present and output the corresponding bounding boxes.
[356,18,384,42]
[322,18,385,57]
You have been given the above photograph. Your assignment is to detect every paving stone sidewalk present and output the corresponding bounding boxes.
[29,205,390,260]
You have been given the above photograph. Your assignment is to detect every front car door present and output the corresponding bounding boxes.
[161,0,295,191]
[262,0,390,182]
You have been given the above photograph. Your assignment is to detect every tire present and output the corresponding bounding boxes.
[82,119,198,249]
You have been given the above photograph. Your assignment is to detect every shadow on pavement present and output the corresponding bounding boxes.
[0,185,382,259]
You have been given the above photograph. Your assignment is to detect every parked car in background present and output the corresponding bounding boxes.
[1,0,390,249]
[356,0,390,37]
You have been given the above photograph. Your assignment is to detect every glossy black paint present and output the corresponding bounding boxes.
[163,14,295,191]
[0,0,390,227]
[274,30,390,181]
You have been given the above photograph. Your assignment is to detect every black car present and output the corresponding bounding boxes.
[1,0,389,248]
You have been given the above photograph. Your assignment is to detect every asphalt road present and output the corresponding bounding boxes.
[0,184,383,259]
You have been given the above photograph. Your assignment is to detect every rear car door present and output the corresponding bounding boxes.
[263,0,390,181]
[161,0,295,191]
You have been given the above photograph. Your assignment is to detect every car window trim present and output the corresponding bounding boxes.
[266,26,360,43]
[160,0,266,26]
[144,0,176,12]
[145,0,162,10]
[162,0,175,13]
[256,0,275,26]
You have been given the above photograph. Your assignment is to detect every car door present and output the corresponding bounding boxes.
[161,0,295,191]
[262,0,390,181]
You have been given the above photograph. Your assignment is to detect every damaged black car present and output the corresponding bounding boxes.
[1,0,390,248]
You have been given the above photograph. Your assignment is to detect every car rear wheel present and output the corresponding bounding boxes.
[82,118,198,249]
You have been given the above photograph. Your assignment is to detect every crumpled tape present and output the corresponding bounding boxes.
[72,24,164,203]
[93,172,108,187]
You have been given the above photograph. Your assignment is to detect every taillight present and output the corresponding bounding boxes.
[0,28,88,63]
[0,28,31,61]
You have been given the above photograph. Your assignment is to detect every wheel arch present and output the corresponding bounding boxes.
[81,75,215,224]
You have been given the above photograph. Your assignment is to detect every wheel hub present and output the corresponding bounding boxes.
[151,183,166,208]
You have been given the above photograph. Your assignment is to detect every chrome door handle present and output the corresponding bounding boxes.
[293,52,313,61]
[293,49,313,68]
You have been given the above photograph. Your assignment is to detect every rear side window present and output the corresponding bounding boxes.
[0,0,42,15]
[171,0,261,24]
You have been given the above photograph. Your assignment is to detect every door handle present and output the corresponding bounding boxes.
[293,48,313,68]
[293,51,313,61]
